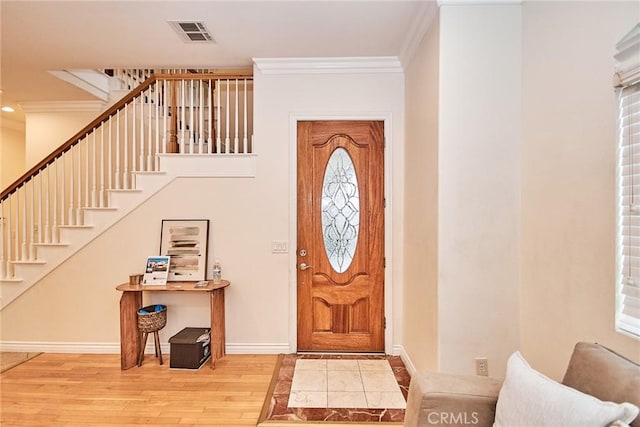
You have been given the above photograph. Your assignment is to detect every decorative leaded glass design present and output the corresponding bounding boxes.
[321,147,360,273]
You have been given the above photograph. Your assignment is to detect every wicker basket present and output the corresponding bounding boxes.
[137,305,167,333]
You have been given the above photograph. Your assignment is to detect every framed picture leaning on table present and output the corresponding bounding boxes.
[160,219,209,282]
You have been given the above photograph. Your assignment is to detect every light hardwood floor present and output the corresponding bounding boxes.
[1,353,278,426]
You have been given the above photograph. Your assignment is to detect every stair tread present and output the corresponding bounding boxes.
[0,278,23,283]
[83,207,118,211]
[11,260,46,265]
[35,242,70,246]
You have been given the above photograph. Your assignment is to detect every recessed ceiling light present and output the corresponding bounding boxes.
[2,106,15,113]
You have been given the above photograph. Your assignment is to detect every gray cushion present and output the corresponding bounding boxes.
[405,371,502,427]
[562,342,640,427]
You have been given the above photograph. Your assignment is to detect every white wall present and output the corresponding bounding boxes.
[0,61,405,354]
[22,102,103,170]
[438,3,522,377]
[521,0,640,379]
[0,118,25,190]
[403,15,440,373]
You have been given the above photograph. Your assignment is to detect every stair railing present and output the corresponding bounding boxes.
[0,70,253,281]
[104,69,210,90]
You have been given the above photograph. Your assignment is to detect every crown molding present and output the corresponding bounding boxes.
[438,0,522,5]
[399,1,439,69]
[20,100,105,113]
[253,57,403,75]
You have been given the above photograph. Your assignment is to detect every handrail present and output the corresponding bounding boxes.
[0,70,253,201]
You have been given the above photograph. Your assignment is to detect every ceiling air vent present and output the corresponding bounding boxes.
[169,21,215,43]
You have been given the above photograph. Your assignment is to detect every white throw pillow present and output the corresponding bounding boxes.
[494,351,639,427]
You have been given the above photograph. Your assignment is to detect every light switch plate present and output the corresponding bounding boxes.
[272,240,288,254]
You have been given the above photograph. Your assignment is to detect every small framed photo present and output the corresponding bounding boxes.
[160,219,209,282]
[142,256,170,285]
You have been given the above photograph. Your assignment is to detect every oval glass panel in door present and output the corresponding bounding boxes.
[321,147,360,273]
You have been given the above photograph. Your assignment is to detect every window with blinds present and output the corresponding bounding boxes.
[618,82,640,338]
[616,23,640,339]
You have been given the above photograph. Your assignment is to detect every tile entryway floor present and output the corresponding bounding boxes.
[288,359,406,409]
[258,354,409,424]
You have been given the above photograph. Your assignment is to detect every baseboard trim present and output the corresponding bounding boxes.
[394,344,417,376]
[0,341,291,355]
[0,341,121,353]
[226,343,291,354]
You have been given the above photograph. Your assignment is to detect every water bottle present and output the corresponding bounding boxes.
[212,259,222,284]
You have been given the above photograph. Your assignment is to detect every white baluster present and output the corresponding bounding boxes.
[147,86,153,170]
[83,134,91,206]
[199,80,204,154]
[37,172,43,244]
[7,196,14,276]
[244,79,248,154]
[234,78,239,154]
[92,132,97,207]
[59,151,68,225]
[107,113,112,193]
[124,104,130,188]
[155,81,160,169]
[100,126,105,207]
[44,166,50,243]
[85,133,91,207]
[139,93,144,171]
[208,79,213,154]
[52,160,59,243]
[132,96,137,175]
[216,79,221,153]
[189,79,195,153]
[76,143,82,225]
[21,183,28,260]
[68,148,75,226]
[181,79,186,153]
[225,79,230,153]
[115,112,120,189]
[27,178,34,260]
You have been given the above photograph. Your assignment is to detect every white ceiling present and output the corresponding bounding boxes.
[0,0,435,120]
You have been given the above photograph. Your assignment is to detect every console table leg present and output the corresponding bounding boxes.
[210,288,226,369]
[120,291,142,370]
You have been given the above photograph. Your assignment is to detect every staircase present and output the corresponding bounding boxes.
[0,70,254,309]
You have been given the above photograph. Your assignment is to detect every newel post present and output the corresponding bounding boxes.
[168,80,179,153]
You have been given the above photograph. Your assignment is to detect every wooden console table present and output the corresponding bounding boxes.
[116,280,230,370]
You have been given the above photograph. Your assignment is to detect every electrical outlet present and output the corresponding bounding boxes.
[475,357,489,376]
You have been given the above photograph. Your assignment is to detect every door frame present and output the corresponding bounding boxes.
[288,113,395,354]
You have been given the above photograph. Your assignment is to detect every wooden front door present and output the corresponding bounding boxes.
[297,120,385,352]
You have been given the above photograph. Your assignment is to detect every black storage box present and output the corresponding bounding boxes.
[169,327,211,369]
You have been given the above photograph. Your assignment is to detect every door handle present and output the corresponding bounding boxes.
[299,263,313,271]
